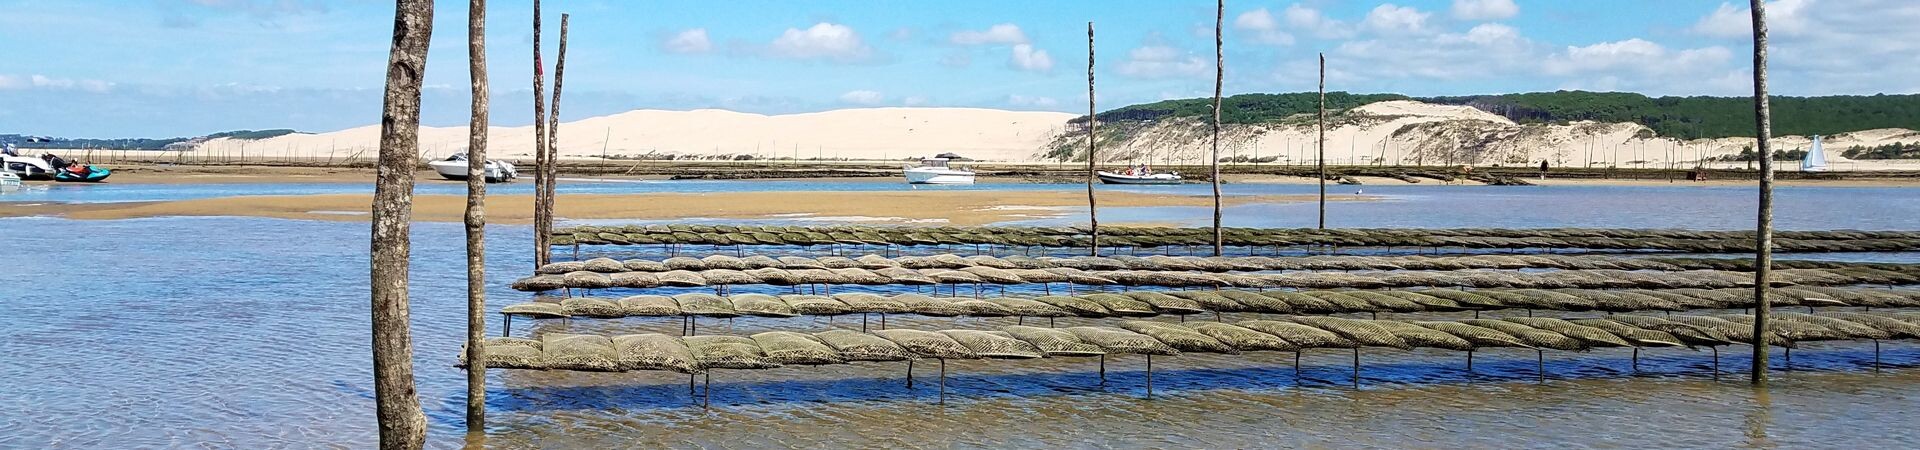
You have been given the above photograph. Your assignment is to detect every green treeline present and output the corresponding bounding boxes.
[1085,91,1920,140]
[1078,92,1410,124]
[1841,142,1920,159]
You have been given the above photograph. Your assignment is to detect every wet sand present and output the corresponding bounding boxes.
[0,190,1367,226]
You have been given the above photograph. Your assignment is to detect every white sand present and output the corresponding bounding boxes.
[192,107,1076,163]
[172,100,1918,168]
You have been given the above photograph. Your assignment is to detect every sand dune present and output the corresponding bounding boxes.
[193,107,1076,163]
[184,100,1917,168]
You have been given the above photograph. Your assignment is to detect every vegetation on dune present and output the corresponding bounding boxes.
[1082,91,1920,140]
[1421,92,1920,140]
[1075,92,1409,125]
[1841,142,1920,159]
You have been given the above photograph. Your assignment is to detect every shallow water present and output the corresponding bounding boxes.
[5,183,1920,448]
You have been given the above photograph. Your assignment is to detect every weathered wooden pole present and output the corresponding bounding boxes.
[462,0,489,432]
[1748,0,1775,386]
[1085,21,1099,256]
[529,0,551,268]
[372,1,432,448]
[543,14,569,251]
[1317,53,1327,229]
[1209,0,1225,256]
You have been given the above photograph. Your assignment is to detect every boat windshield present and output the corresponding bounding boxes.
[919,158,951,168]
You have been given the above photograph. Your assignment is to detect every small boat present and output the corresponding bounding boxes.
[1799,134,1829,173]
[33,153,110,182]
[430,153,518,182]
[1097,165,1183,185]
[2,151,55,181]
[54,165,111,182]
[0,172,20,192]
[903,157,975,185]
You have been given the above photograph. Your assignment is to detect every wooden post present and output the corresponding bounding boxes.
[1085,21,1099,256]
[1317,53,1327,229]
[1209,0,1225,256]
[1747,0,1774,386]
[544,15,569,260]
[530,0,550,268]
[462,0,489,432]
[372,1,432,448]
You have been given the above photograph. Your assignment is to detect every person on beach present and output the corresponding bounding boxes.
[1539,159,1549,179]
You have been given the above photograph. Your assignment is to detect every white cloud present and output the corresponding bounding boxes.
[839,90,884,105]
[1692,0,1814,37]
[1543,38,1732,76]
[950,23,1029,45]
[1450,0,1519,21]
[769,23,873,62]
[1009,44,1054,72]
[0,74,115,93]
[1007,95,1060,108]
[1233,8,1296,45]
[1461,23,1520,45]
[1361,4,1432,36]
[661,28,712,54]
[1116,45,1209,79]
[902,95,930,106]
[1284,4,1354,39]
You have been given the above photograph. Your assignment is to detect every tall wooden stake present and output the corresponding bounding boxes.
[544,14,569,252]
[1209,0,1225,256]
[1086,21,1099,256]
[530,0,550,268]
[372,1,431,448]
[1748,0,1774,386]
[462,0,489,431]
[1317,53,1327,229]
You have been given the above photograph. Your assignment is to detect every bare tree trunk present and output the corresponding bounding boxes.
[544,14,569,248]
[1210,0,1224,256]
[1317,53,1327,230]
[1748,0,1774,386]
[462,0,488,432]
[1085,21,1099,256]
[530,0,550,268]
[372,1,431,448]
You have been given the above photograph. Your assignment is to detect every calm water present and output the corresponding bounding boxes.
[4,182,1919,448]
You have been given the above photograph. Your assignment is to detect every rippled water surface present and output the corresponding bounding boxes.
[5,182,1920,448]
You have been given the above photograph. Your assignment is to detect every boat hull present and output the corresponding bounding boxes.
[54,167,110,182]
[904,169,975,185]
[1097,171,1183,185]
[430,160,516,183]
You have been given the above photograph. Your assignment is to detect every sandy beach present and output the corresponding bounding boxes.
[0,190,1368,225]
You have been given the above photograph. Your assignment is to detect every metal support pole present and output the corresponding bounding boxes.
[1537,350,1546,382]
[1352,348,1360,388]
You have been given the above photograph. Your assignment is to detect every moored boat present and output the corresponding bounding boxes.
[430,153,518,182]
[1800,134,1830,173]
[903,156,975,185]
[1097,165,1182,185]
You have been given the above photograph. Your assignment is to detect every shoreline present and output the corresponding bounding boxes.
[0,191,1370,225]
[23,162,1920,187]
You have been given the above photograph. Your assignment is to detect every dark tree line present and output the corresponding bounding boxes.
[1841,142,1920,159]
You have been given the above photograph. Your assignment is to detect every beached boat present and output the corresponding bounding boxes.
[0,172,20,192]
[1,153,54,181]
[1097,167,1183,185]
[430,153,518,182]
[1800,134,1830,172]
[6,152,108,182]
[903,157,974,185]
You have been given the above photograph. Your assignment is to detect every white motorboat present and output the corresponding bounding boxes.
[1097,166,1183,185]
[0,172,20,192]
[430,153,518,182]
[1800,134,1829,173]
[2,149,55,181]
[903,157,975,185]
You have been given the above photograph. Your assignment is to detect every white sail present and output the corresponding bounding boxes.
[1800,134,1829,172]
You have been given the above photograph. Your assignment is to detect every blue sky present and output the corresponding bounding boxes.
[2,0,1915,137]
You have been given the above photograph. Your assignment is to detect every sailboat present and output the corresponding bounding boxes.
[1799,135,1830,172]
